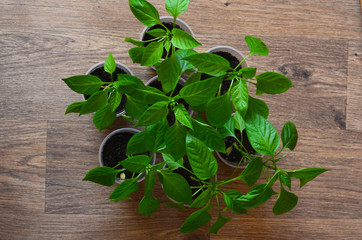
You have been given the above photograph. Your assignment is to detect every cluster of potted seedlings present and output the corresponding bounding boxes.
[63,0,328,234]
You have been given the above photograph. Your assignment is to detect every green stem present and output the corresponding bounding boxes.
[234,52,252,70]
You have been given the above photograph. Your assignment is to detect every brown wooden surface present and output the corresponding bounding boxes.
[0,0,361,239]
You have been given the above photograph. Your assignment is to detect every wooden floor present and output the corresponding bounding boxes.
[0,0,361,239]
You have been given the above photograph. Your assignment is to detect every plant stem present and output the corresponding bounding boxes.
[234,52,252,70]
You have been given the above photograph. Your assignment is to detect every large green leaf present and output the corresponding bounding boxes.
[246,96,269,119]
[109,179,139,202]
[62,75,105,95]
[138,194,160,217]
[240,67,257,79]
[129,0,161,27]
[245,114,280,156]
[209,214,232,234]
[183,53,231,76]
[125,95,148,119]
[206,93,233,127]
[279,172,292,190]
[191,119,225,153]
[281,121,298,151]
[160,171,192,204]
[127,130,154,155]
[255,72,293,95]
[237,184,276,209]
[82,166,118,186]
[146,119,169,151]
[171,28,201,49]
[180,205,214,233]
[174,49,197,73]
[190,188,212,208]
[231,80,248,115]
[136,101,169,126]
[65,101,86,114]
[129,47,145,64]
[180,76,223,106]
[245,36,269,56]
[120,155,151,173]
[116,74,147,96]
[237,157,263,187]
[80,91,108,115]
[287,168,329,188]
[165,121,187,160]
[162,153,184,171]
[104,53,116,75]
[93,105,116,131]
[146,28,167,37]
[272,186,298,215]
[165,0,189,18]
[186,135,218,180]
[156,54,181,93]
[141,41,164,66]
[174,104,193,129]
[108,89,122,112]
[145,170,156,195]
[217,117,236,139]
[223,190,247,214]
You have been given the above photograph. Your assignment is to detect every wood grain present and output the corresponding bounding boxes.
[0,0,361,239]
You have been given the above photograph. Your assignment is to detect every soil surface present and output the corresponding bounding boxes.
[219,129,256,164]
[84,66,127,114]
[142,22,181,59]
[102,131,150,180]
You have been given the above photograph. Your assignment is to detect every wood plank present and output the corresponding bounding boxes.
[346,40,362,131]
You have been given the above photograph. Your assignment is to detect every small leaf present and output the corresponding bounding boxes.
[174,49,197,73]
[209,214,232,234]
[183,53,231,76]
[174,104,193,129]
[238,157,263,187]
[180,205,214,233]
[231,80,249,116]
[223,190,247,214]
[282,121,298,151]
[93,105,116,131]
[82,166,118,186]
[237,184,276,209]
[125,37,145,47]
[136,101,169,126]
[190,188,212,208]
[233,111,245,131]
[126,129,154,155]
[287,168,329,188]
[129,47,145,64]
[125,95,148,119]
[162,153,184,171]
[165,0,189,18]
[171,28,201,49]
[129,0,161,27]
[279,173,292,190]
[62,75,105,95]
[109,89,122,112]
[246,96,269,119]
[191,119,225,153]
[160,171,192,204]
[141,41,164,66]
[146,28,167,37]
[217,117,236,139]
[272,186,298,215]
[206,93,233,127]
[255,72,293,95]
[240,67,257,79]
[138,194,160,217]
[109,179,139,202]
[156,54,181,93]
[104,53,116,75]
[145,170,156,196]
[165,121,187,160]
[115,74,146,96]
[65,101,86,114]
[80,91,108,115]
[245,36,269,56]
[120,155,151,173]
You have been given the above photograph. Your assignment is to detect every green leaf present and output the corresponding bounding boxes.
[186,135,218,180]
[82,166,118,186]
[255,72,293,95]
[160,171,192,204]
[245,36,269,56]
[165,121,187,160]
[138,194,160,217]
[120,155,151,173]
[273,186,298,215]
[62,75,105,95]
[180,76,223,106]
[233,111,245,131]
[245,114,280,156]
[163,202,186,209]
[165,0,189,18]
[174,104,193,129]
[246,96,269,119]
[171,28,201,49]
[185,72,201,86]
[129,47,145,64]
[217,117,236,139]
[109,89,122,112]
[109,179,139,202]
[104,53,116,75]
[146,28,167,37]
[191,119,225,153]
[238,157,263,187]
[231,80,249,115]
[209,214,232,234]
[93,105,116,131]
[180,205,214,233]
[162,153,184,171]
[174,49,197,73]
[183,53,231,76]
[237,184,276,209]
[287,168,329,188]
[129,0,161,27]
[145,170,156,196]
[223,190,247,214]
[141,41,164,66]
[127,130,154,155]
[146,119,169,151]
[282,121,298,151]
[136,101,169,126]
[125,95,148,119]
[206,93,233,127]
[116,74,147,96]
[240,67,257,79]
[139,87,170,104]
[156,54,181,93]
[279,173,292,190]
[80,91,108,115]
[124,37,145,47]
[190,188,212,208]
[65,101,86,114]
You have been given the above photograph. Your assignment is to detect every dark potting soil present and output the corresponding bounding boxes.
[201,51,241,95]
[142,22,181,59]
[84,66,127,114]
[219,129,256,164]
[172,156,208,199]
[148,79,189,126]
[102,131,150,180]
